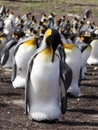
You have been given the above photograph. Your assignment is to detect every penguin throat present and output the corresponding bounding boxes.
[39,46,55,62]
[42,46,53,55]
[24,38,37,46]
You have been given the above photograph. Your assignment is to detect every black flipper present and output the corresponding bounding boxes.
[0,39,17,66]
[60,61,72,114]
[11,56,17,82]
[58,45,72,114]
[25,46,46,115]
[78,66,82,87]
[25,58,33,115]
[0,48,9,66]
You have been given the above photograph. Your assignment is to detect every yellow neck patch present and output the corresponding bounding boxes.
[0,36,6,41]
[24,38,37,46]
[38,46,53,62]
[41,46,53,55]
[45,29,52,38]
[63,43,75,50]
[80,37,84,42]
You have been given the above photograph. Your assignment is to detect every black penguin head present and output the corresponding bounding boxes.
[45,28,62,52]
[14,28,25,40]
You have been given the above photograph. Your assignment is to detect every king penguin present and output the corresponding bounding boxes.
[12,35,38,88]
[0,29,25,69]
[63,43,82,97]
[74,34,92,79]
[81,44,92,79]
[25,28,71,122]
[87,39,98,65]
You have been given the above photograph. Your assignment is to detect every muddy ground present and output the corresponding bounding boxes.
[0,64,98,130]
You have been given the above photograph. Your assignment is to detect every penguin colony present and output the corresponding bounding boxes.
[0,6,98,122]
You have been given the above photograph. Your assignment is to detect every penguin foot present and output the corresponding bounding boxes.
[12,77,25,88]
[28,111,60,123]
[32,118,58,123]
[67,92,76,98]
[28,114,58,123]
[67,92,81,98]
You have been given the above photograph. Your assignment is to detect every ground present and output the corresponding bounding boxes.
[0,1,98,130]
[0,64,98,130]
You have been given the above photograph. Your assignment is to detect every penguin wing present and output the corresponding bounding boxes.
[0,47,9,66]
[25,53,38,115]
[58,45,72,114]
[60,62,72,90]
[18,36,34,45]
[11,40,25,81]
[0,39,17,66]
[25,58,33,115]
[80,44,88,52]
[25,43,48,114]
[60,61,72,114]
[11,56,17,82]
[75,42,88,52]
[0,18,4,30]
[5,39,17,50]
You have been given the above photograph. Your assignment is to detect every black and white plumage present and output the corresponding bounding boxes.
[12,35,38,88]
[25,28,71,121]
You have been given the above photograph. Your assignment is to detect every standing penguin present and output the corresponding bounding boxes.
[63,43,82,97]
[87,39,98,65]
[25,28,71,121]
[0,29,25,69]
[74,34,92,79]
[81,44,92,79]
[12,35,38,88]
[0,39,17,68]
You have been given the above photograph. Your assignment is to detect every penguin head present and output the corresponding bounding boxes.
[13,28,25,40]
[45,28,62,52]
[42,28,62,62]
[79,32,93,44]
[0,32,7,44]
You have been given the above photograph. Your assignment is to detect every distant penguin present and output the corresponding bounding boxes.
[0,29,25,69]
[25,28,70,121]
[63,43,82,97]
[74,34,92,79]
[81,44,92,79]
[0,39,17,68]
[0,5,6,18]
[12,35,38,88]
[84,9,91,19]
[3,12,15,40]
[87,39,98,65]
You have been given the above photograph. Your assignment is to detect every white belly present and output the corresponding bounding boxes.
[29,56,61,121]
[87,40,98,65]
[65,47,82,97]
[13,44,36,88]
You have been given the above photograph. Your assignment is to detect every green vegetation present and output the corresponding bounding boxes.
[0,0,98,19]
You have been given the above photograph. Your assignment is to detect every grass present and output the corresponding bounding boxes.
[0,0,98,21]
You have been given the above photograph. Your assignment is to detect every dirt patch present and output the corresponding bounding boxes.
[0,65,98,130]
